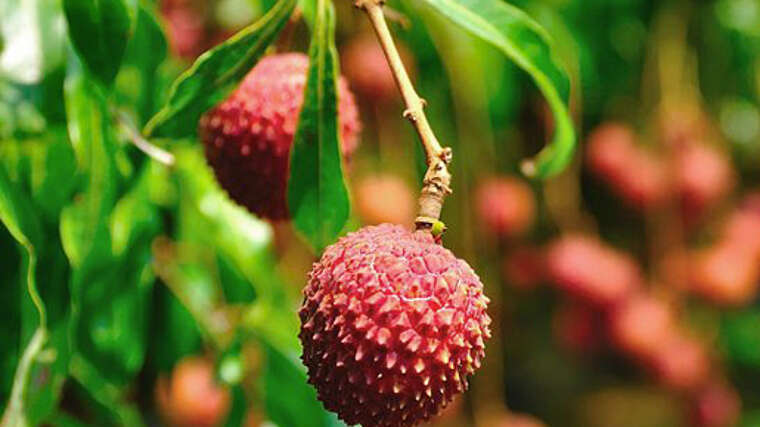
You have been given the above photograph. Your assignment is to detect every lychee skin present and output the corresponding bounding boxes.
[298,224,491,427]
[200,53,362,220]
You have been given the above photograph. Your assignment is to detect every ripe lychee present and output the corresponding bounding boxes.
[199,53,362,220]
[160,0,210,59]
[474,177,536,238]
[674,142,734,217]
[609,293,677,359]
[650,336,710,390]
[155,356,231,427]
[586,123,669,209]
[354,173,416,227]
[298,224,491,427]
[341,34,414,103]
[546,235,641,306]
[501,246,545,290]
[690,242,760,306]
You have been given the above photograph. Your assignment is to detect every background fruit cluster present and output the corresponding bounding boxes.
[1,0,760,426]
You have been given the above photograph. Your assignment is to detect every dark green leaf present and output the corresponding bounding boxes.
[143,0,297,137]
[261,343,332,427]
[0,163,46,426]
[63,0,136,86]
[287,0,349,252]
[417,0,576,178]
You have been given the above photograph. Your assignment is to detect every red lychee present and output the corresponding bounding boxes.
[586,123,669,209]
[691,382,741,427]
[341,34,415,103]
[501,246,545,290]
[474,177,536,238]
[674,142,734,217]
[354,173,416,227]
[199,53,362,220]
[155,356,231,427]
[160,0,211,60]
[690,242,760,306]
[546,235,641,306]
[299,224,491,427]
[552,302,599,354]
[609,293,677,359]
[650,336,710,391]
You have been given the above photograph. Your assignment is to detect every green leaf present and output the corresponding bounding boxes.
[0,0,67,84]
[63,0,136,87]
[287,0,349,253]
[0,164,47,427]
[261,342,333,427]
[143,0,297,137]
[417,0,576,178]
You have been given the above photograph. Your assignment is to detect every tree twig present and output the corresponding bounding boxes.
[355,0,452,233]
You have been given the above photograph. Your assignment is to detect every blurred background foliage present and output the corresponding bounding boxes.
[1,0,760,426]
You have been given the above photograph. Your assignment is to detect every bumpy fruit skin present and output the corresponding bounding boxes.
[200,53,362,220]
[474,177,536,237]
[299,224,491,427]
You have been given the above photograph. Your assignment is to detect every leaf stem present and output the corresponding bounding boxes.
[355,0,452,232]
[114,110,176,167]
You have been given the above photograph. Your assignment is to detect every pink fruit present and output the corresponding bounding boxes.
[200,53,362,220]
[650,336,710,391]
[674,142,734,217]
[546,235,641,306]
[341,34,414,102]
[299,224,491,427]
[609,293,677,359]
[474,177,536,238]
[354,174,416,227]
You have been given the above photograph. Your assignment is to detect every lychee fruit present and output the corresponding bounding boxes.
[690,242,760,306]
[501,246,545,290]
[552,302,599,354]
[609,293,677,359]
[354,173,416,227]
[199,53,362,220]
[674,142,734,217]
[298,224,491,427]
[690,382,741,427]
[650,336,710,390]
[474,176,536,238]
[586,123,669,209]
[546,235,641,306]
[160,0,210,60]
[341,34,414,103]
[155,356,231,427]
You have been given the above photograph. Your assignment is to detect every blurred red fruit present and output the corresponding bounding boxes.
[501,246,545,290]
[342,34,414,102]
[586,123,669,209]
[674,143,734,217]
[160,0,211,59]
[546,235,641,306]
[691,382,741,427]
[651,336,710,391]
[155,356,231,427]
[722,207,760,256]
[609,294,677,359]
[475,177,536,238]
[353,174,416,227]
[553,303,599,354]
[690,243,760,306]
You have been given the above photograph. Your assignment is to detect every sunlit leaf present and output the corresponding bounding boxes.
[144,0,296,137]
[417,0,576,178]
[287,0,349,253]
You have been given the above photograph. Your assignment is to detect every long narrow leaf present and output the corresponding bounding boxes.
[287,0,349,252]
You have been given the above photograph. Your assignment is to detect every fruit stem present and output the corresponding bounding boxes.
[114,110,176,167]
[355,0,452,233]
